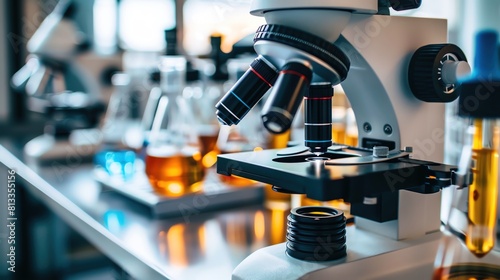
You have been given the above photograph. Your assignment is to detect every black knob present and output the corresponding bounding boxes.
[390,0,421,11]
[409,44,468,103]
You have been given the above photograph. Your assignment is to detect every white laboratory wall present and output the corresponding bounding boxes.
[183,0,265,55]
[93,0,118,55]
[456,0,500,61]
[113,0,264,54]
[0,0,8,121]
[118,0,176,52]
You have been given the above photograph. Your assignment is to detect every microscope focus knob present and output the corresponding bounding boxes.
[409,44,469,103]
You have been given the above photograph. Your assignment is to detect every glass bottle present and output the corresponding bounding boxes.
[433,30,500,280]
[144,56,204,197]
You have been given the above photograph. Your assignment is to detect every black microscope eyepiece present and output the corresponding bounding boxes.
[215,55,278,126]
[261,59,313,134]
[304,82,333,154]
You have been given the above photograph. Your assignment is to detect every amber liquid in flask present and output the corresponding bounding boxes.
[467,119,499,258]
[145,145,204,196]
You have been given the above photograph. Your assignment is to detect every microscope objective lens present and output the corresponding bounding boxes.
[215,56,278,126]
[261,60,313,134]
[304,83,333,154]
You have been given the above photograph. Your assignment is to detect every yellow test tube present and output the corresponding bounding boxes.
[466,119,499,257]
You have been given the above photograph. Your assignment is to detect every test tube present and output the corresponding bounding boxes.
[466,119,499,257]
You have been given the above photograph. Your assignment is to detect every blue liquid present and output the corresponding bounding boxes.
[95,150,136,179]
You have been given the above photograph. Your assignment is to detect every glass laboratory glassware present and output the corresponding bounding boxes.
[101,73,132,146]
[433,30,500,279]
[94,149,136,180]
[135,69,163,159]
[144,56,204,197]
[184,61,221,169]
[432,119,500,279]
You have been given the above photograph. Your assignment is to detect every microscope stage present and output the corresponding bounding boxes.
[216,147,427,202]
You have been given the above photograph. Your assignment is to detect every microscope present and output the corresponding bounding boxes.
[213,0,483,279]
[11,0,122,162]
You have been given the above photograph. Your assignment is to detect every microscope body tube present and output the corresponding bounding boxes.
[215,56,278,126]
[261,60,313,134]
[304,83,333,154]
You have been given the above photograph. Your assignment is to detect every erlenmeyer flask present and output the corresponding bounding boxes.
[144,57,204,197]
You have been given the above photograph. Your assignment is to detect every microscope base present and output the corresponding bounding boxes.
[233,226,442,280]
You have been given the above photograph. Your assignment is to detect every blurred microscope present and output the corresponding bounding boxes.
[213,0,500,279]
[11,0,122,162]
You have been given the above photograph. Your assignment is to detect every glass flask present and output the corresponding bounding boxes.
[433,30,500,280]
[101,73,140,147]
[144,56,204,197]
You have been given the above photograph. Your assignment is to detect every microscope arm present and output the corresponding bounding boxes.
[336,14,449,162]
